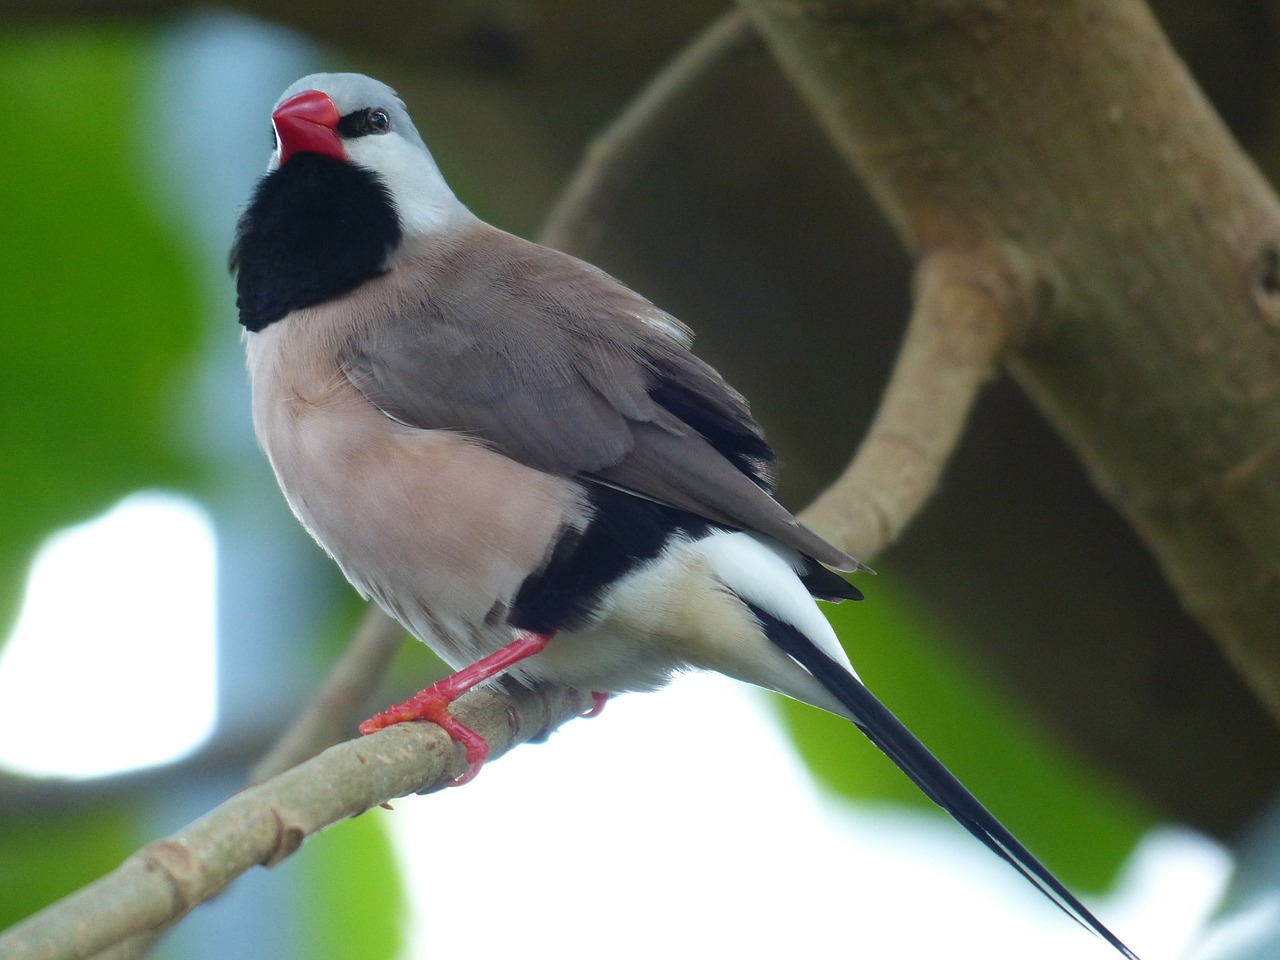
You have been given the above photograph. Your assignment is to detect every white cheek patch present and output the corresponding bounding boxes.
[345,134,472,236]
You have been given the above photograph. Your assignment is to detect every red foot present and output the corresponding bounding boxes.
[583,691,610,718]
[359,631,554,786]
[360,683,492,783]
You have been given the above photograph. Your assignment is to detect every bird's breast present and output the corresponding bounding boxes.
[244,313,589,666]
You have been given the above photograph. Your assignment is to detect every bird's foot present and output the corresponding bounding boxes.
[359,630,555,786]
[583,691,610,718]
[360,683,490,785]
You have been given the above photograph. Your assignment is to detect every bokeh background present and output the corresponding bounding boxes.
[4,5,1280,958]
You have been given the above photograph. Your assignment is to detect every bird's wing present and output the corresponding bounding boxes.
[338,224,860,572]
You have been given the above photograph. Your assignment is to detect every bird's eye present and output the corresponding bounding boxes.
[337,108,392,139]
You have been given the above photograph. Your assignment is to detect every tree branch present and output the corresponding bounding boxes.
[0,684,594,960]
[88,931,160,960]
[246,608,406,786]
[741,0,1280,717]
[539,7,760,251]
[799,249,1016,558]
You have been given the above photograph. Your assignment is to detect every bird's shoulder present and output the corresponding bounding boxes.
[337,224,857,570]
[342,224,774,483]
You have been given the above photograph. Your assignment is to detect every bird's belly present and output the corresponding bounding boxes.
[254,381,585,668]
[504,533,761,695]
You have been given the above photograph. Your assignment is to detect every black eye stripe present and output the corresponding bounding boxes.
[336,111,364,138]
[337,108,392,139]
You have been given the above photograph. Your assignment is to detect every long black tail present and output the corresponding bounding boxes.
[751,604,1140,960]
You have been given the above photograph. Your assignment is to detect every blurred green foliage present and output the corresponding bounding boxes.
[297,811,405,960]
[0,26,204,638]
[0,19,202,938]
[0,802,139,931]
[0,25,402,955]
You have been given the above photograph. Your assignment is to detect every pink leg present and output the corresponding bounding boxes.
[583,691,610,718]
[360,631,553,785]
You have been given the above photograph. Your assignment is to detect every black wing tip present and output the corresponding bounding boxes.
[826,555,875,575]
[799,565,864,602]
[783,517,872,575]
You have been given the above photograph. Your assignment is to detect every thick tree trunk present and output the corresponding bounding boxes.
[741,0,1280,718]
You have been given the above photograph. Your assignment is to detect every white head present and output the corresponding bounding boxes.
[269,72,472,236]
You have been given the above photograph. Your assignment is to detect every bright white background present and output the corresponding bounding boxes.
[391,672,1222,960]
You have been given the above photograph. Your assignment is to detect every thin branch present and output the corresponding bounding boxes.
[539,7,759,252]
[246,608,406,786]
[76,609,408,960]
[89,932,162,960]
[0,684,594,960]
[536,5,1010,565]
[800,249,1018,558]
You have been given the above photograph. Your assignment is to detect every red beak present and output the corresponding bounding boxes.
[272,90,343,164]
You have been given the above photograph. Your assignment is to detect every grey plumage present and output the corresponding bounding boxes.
[340,225,860,571]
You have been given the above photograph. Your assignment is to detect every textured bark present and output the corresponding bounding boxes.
[740,0,1280,718]
[0,685,594,960]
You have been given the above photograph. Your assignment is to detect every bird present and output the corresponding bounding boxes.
[231,72,1139,959]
